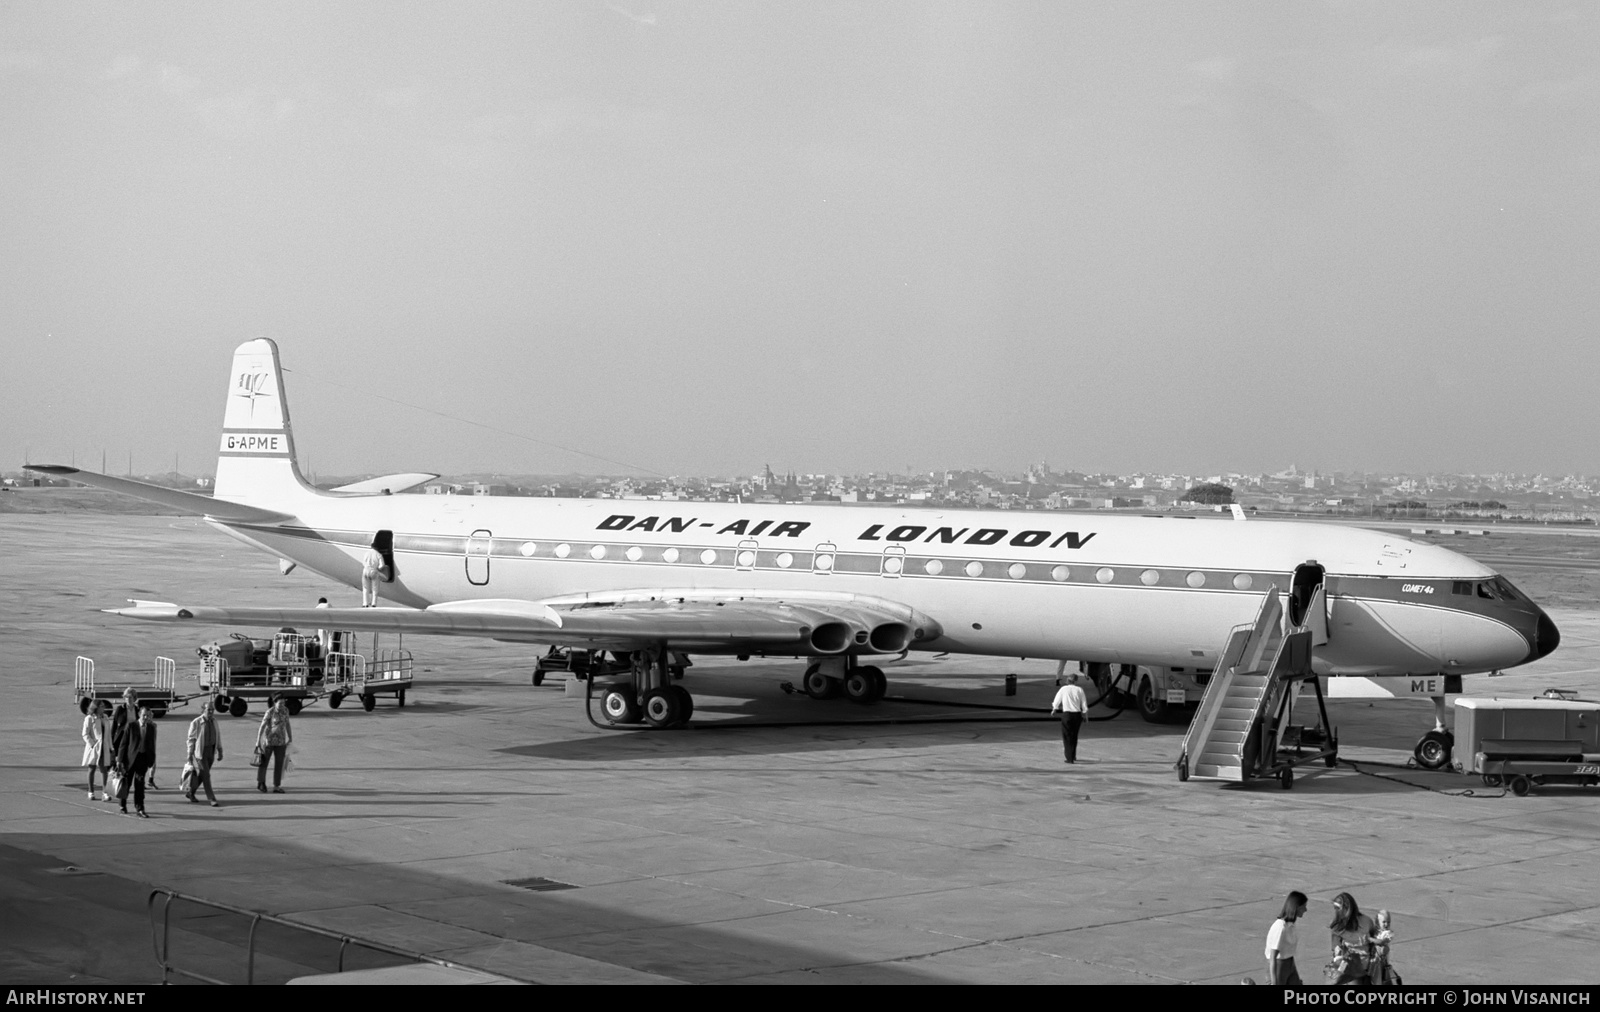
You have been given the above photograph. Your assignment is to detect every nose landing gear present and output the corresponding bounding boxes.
[1412,695,1455,770]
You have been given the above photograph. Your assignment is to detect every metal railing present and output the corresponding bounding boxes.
[369,648,413,683]
[324,649,413,692]
[197,656,230,694]
[154,656,176,692]
[76,655,178,695]
[147,888,491,985]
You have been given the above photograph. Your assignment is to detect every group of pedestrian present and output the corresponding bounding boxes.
[1264,890,1399,986]
[79,687,158,816]
[77,689,296,816]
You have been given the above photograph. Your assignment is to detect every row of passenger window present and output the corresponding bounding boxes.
[513,540,1258,589]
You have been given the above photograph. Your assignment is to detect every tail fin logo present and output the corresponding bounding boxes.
[233,369,273,420]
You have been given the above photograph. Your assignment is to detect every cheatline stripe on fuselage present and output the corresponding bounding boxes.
[226,523,1514,612]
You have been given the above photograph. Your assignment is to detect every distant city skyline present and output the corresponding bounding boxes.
[5,5,1598,477]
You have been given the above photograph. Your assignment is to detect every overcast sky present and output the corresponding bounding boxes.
[3,2,1597,479]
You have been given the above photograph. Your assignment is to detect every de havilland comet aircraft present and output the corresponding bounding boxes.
[31,340,1558,769]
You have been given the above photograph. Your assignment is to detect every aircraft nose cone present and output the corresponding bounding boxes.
[1531,610,1560,662]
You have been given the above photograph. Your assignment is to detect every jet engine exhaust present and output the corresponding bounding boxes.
[869,622,913,653]
[809,622,851,654]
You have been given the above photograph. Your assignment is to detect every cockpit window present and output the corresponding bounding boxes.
[1452,581,1472,596]
[1491,576,1524,602]
[1476,582,1498,600]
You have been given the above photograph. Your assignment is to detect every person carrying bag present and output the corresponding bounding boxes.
[255,694,293,794]
[184,699,224,807]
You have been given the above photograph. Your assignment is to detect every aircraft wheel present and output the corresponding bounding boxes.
[641,687,682,729]
[1509,775,1532,797]
[1177,754,1189,782]
[1280,768,1294,790]
[328,691,343,709]
[844,666,885,704]
[78,697,91,715]
[532,666,545,687]
[601,688,641,725]
[229,697,247,718]
[1482,773,1502,787]
[802,664,841,700]
[361,692,376,712]
[1137,678,1170,724]
[666,685,693,727]
[285,698,302,716]
[215,695,229,712]
[1413,730,1453,770]
[148,705,167,720]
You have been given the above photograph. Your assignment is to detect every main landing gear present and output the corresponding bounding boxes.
[803,657,887,705]
[599,647,695,730]
[592,651,893,732]
[1413,695,1454,770]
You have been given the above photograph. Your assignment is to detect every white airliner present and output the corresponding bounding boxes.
[30,340,1558,768]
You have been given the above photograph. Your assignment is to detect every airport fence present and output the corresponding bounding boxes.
[147,888,479,984]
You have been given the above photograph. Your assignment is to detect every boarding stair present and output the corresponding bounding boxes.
[1177,581,1338,788]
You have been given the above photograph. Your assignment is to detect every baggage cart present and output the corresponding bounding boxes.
[73,655,190,718]
[197,630,331,717]
[323,633,414,711]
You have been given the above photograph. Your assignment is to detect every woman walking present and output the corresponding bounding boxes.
[1328,892,1378,985]
[256,694,293,793]
[1265,891,1308,985]
[81,700,113,800]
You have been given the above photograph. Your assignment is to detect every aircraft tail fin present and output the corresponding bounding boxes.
[214,338,321,506]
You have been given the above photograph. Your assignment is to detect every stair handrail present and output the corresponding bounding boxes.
[1266,586,1325,759]
[1180,587,1283,765]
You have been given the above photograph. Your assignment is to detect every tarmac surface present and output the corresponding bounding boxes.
[3,513,1599,984]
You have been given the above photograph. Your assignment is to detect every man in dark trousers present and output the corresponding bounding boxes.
[185,699,223,807]
[117,705,158,817]
[1049,671,1089,764]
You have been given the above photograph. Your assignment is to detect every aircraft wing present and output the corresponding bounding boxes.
[328,472,438,495]
[107,598,831,653]
[23,466,295,524]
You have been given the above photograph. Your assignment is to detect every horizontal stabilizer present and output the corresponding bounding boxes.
[24,466,295,523]
[328,472,439,495]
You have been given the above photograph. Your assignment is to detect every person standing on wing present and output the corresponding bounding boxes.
[360,540,385,607]
[1049,671,1089,764]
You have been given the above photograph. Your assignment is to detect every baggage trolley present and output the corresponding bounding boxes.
[197,630,326,718]
[74,656,189,718]
[324,633,414,712]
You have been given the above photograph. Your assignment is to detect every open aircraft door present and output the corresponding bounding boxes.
[466,530,492,586]
[1288,561,1328,645]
